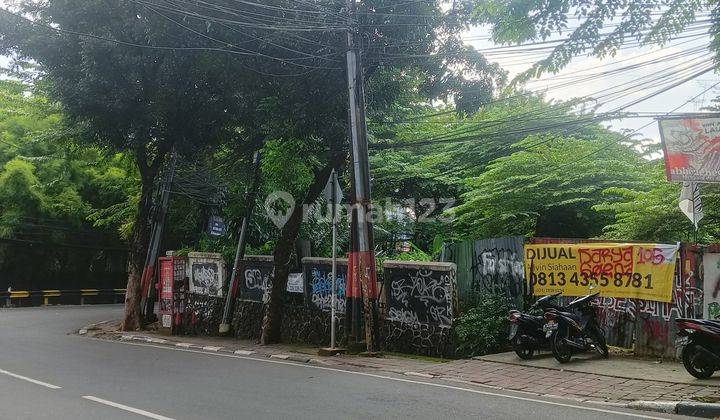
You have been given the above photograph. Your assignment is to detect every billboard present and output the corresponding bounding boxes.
[524,243,678,302]
[659,116,720,182]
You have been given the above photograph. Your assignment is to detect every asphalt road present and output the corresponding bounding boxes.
[0,305,695,419]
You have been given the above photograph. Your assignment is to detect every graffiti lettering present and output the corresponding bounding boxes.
[309,267,346,312]
[578,247,632,275]
[190,262,221,296]
[244,268,272,304]
[386,266,455,327]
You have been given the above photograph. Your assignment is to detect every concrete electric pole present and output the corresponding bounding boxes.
[345,0,380,353]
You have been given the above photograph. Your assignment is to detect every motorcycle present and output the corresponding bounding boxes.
[543,292,609,363]
[675,318,720,379]
[507,292,564,359]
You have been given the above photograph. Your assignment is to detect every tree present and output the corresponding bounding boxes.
[0,79,137,291]
[450,125,650,239]
[0,0,506,338]
[595,162,720,242]
[368,94,603,246]
[469,0,716,82]
[0,1,260,329]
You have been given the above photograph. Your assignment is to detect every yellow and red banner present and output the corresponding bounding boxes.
[524,243,678,302]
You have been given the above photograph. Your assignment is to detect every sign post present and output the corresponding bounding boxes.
[320,169,345,356]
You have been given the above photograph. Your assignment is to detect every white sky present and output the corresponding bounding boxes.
[463,25,720,144]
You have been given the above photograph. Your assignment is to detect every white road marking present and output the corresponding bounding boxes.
[201,346,222,352]
[82,396,175,420]
[0,368,61,389]
[404,371,435,378]
[99,339,669,420]
[269,354,290,360]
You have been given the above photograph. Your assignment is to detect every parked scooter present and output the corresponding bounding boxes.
[543,292,609,363]
[675,318,720,378]
[508,292,564,359]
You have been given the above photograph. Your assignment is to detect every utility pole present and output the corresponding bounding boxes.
[141,149,178,322]
[219,151,262,334]
[345,0,380,353]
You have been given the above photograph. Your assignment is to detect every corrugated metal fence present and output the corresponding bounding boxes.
[443,237,706,358]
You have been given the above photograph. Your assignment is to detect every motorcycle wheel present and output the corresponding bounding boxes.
[512,335,535,360]
[682,343,715,379]
[590,327,609,358]
[551,327,573,363]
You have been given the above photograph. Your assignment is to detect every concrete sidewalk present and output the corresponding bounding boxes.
[82,321,720,409]
[478,351,720,386]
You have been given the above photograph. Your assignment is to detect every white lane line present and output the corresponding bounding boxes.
[0,368,61,389]
[202,346,222,352]
[82,396,175,420]
[100,339,667,420]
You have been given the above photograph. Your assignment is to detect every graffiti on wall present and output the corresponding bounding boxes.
[244,268,272,304]
[442,236,524,306]
[190,262,221,296]
[307,267,346,312]
[592,248,704,357]
[385,265,456,327]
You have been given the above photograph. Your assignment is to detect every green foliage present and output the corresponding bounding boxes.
[0,79,134,244]
[393,243,433,262]
[470,0,711,82]
[595,163,720,242]
[451,128,650,239]
[454,293,513,357]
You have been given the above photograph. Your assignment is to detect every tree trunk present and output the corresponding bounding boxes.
[121,148,162,331]
[260,164,333,344]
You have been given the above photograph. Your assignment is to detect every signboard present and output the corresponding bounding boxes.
[659,117,720,182]
[208,215,227,237]
[286,273,304,293]
[524,243,678,302]
[158,258,174,330]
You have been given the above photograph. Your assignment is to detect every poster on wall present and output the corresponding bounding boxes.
[703,253,720,319]
[524,243,678,302]
[658,117,720,182]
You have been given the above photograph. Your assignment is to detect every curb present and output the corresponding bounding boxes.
[628,400,720,418]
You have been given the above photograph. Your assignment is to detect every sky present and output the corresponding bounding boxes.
[463,24,720,144]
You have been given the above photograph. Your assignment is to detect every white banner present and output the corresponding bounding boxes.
[659,117,720,182]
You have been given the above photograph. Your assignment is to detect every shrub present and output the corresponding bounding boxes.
[454,293,513,357]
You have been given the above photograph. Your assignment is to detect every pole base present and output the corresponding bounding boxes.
[345,341,367,354]
[318,347,346,356]
[218,323,231,335]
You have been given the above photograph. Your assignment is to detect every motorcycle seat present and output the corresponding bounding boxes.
[526,314,545,324]
[557,311,581,323]
[677,317,720,328]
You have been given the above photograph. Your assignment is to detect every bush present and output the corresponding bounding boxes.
[454,293,513,358]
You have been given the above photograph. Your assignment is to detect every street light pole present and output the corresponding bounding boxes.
[219,151,261,334]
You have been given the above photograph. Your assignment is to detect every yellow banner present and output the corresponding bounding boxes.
[524,243,678,302]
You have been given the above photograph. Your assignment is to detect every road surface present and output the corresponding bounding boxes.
[0,305,692,419]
